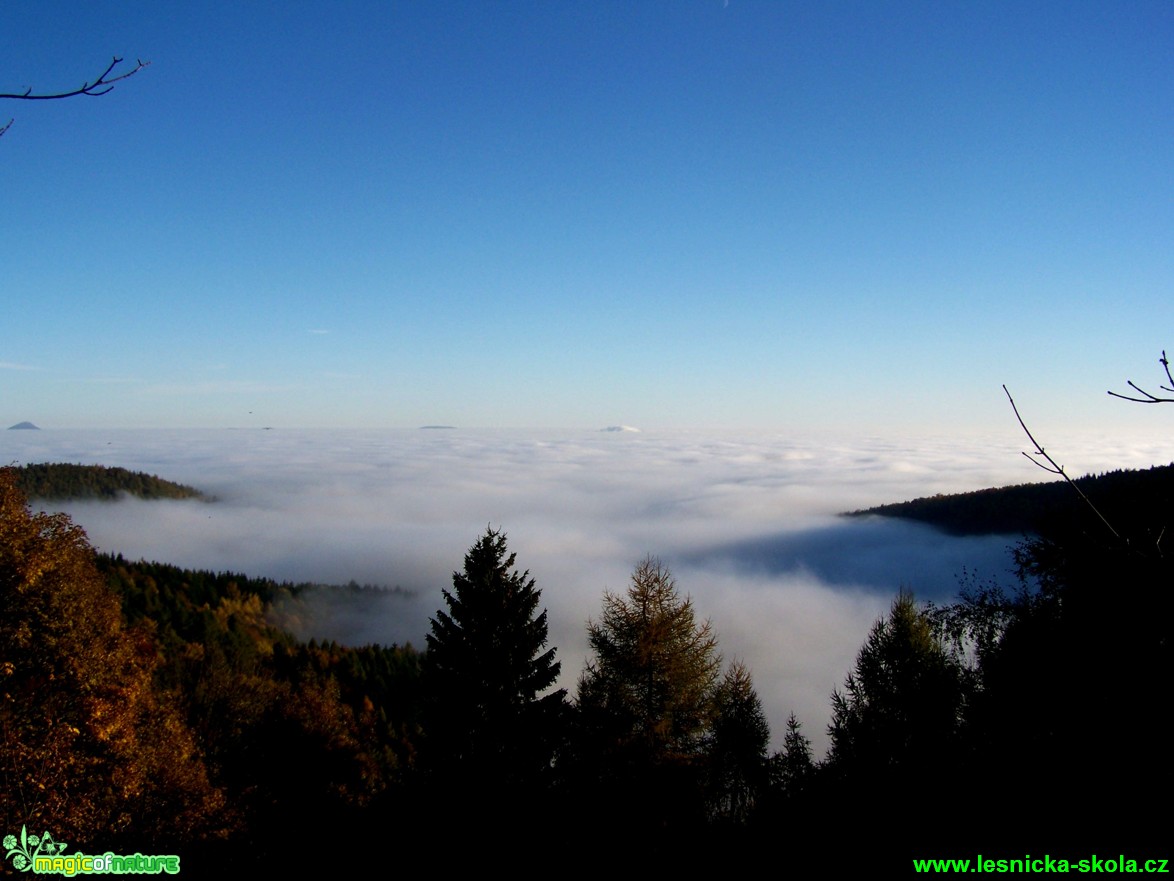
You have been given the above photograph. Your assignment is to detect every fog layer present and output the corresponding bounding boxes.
[4,427,1161,752]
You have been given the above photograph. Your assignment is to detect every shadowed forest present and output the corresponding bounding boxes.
[1,461,1169,870]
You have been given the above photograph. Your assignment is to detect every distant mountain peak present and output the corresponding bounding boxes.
[8,421,40,430]
[601,425,641,433]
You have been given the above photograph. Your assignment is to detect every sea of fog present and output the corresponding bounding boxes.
[4,426,1166,754]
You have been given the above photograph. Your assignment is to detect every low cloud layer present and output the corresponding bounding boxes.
[3,426,1163,754]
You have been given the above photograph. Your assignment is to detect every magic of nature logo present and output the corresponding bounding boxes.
[3,826,180,875]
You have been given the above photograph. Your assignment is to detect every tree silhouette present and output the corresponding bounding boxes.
[813,591,971,860]
[705,660,769,824]
[774,712,813,798]
[422,528,565,791]
[1107,349,1174,403]
[826,590,965,779]
[937,534,1172,851]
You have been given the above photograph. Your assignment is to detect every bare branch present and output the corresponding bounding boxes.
[1107,351,1174,403]
[1003,384,1121,541]
[0,57,150,102]
[0,119,12,139]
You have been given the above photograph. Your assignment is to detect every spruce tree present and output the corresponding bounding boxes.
[422,528,565,791]
[826,590,964,776]
[706,661,770,824]
[775,712,813,796]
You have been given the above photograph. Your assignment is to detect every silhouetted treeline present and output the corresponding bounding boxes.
[13,462,210,501]
[793,471,1174,866]
[847,462,1174,539]
[3,465,1170,871]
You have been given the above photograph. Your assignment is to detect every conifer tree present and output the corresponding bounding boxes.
[574,558,723,835]
[422,528,565,789]
[775,712,813,796]
[706,661,770,824]
[578,558,721,765]
[825,590,965,779]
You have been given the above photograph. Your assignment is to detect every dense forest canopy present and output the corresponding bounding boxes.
[845,463,1174,539]
[11,462,211,501]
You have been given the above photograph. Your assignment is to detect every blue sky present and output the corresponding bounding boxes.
[3,1,1172,434]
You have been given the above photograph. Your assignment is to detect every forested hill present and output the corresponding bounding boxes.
[12,462,212,501]
[845,463,1174,537]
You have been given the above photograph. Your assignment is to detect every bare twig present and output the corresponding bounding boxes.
[0,56,149,138]
[0,57,150,101]
[1003,384,1121,541]
[1107,351,1174,403]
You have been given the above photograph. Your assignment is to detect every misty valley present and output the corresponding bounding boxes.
[7,0,1171,871]
[1,435,1169,869]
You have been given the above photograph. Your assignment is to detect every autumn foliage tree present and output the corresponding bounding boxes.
[573,558,726,837]
[578,558,721,765]
[0,469,222,849]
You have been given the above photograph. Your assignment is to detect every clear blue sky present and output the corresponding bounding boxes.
[3,1,1171,434]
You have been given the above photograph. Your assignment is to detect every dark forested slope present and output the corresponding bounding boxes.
[845,463,1174,538]
[13,462,211,501]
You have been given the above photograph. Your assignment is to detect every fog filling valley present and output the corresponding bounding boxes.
[5,427,1165,754]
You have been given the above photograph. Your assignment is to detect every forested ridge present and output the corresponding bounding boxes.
[12,462,210,501]
[1,465,1169,871]
[846,462,1174,538]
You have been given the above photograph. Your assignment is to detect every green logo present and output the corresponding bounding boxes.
[4,826,68,871]
[3,826,180,875]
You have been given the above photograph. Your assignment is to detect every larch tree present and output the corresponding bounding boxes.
[574,558,724,837]
[577,558,722,767]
